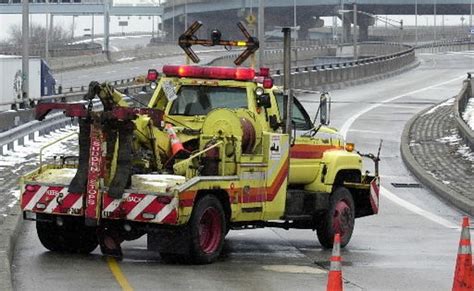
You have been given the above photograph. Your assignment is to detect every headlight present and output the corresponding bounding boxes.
[255,87,264,96]
[150,81,157,90]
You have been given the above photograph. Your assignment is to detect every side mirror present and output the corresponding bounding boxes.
[256,94,272,109]
[320,93,331,125]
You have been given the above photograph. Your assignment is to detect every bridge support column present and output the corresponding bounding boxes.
[103,0,111,61]
[358,14,373,41]
[343,18,351,44]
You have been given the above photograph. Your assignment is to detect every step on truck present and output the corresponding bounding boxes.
[19,22,380,264]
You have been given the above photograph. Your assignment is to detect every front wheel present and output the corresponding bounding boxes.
[36,214,98,254]
[316,187,355,248]
[188,195,226,264]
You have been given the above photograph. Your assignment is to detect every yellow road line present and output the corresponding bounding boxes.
[106,257,134,291]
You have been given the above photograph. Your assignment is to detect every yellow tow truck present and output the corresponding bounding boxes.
[19,22,380,264]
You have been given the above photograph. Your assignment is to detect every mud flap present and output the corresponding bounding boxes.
[147,227,191,255]
[108,121,135,199]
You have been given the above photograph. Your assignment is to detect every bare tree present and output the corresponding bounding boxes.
[6,23,71,47]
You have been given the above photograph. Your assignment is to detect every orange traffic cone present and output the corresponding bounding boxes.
[165,123,187,158]
[327,233,343,291]
[452,216,473,291]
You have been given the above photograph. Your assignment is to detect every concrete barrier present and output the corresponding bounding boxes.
[454,77,474,151]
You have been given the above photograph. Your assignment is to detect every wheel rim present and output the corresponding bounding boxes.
[332,199,353,240]
[198,207,222,254]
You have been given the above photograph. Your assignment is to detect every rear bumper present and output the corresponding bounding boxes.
[20,183,179,225]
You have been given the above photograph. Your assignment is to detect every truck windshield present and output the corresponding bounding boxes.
[169,85,248,115]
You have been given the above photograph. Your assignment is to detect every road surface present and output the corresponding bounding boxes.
[10,51,474,290]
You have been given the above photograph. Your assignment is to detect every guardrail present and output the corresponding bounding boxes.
[272,42,416,90]
[0,77,147,110]
[208,45,336,69]
[454,76,474,152]
[0,84,146,155]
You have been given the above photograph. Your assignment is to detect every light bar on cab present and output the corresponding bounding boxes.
[162,65,256,81]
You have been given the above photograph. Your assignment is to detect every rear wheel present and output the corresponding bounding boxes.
[188,195,226,264]
[316,187,355,248]
[36,214,98,254]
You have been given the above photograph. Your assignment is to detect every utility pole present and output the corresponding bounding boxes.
[340,0,344,43]
[72,15,75,40]
[282,27,292,136]
[293,0,297,67]
[103,0,110,60]
[293,0,297,45]
[152,15,155,39]
[258,0,265,68]
[91,14,95,44]
[45,3,49,62]
[433,0,437,41]
[22,0,29,107]
[470,0,472,49]
[415,0,418,46]
[353,2,358,60]
[172,0,175,41]
[184,0,188,31]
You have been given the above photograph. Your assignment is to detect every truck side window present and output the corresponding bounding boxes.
[169,85,248,115]
[274,92,313,130]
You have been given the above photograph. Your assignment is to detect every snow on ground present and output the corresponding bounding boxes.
[69,34,152,45]
[0,125,78,167]
[436,132,474,163]
[423,97,455,115]
[0,125,79,211]
[462,97,474,130]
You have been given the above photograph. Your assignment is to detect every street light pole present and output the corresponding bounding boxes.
[340,0,344,43]
[433,0,437,41]
[353,2,358,60]
[470,0,472,48]
[22,0,29,107]
[152,15,155,39]
[172,0,175,41]
[258,0,265,68]
[415,0,418,46]
[92,14,95,45]
[45,2,49,62]
[184,0,188,31]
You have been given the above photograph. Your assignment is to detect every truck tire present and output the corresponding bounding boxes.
[316,187,355,249]
[188,195,226,264]
[36,214,98,254]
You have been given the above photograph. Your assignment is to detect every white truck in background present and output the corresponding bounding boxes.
[0,55,55,111]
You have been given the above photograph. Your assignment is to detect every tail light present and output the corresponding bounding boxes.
[262,77,273,89]
[259,67,270,77]
[147,69,159,81]
[25,184,40,192]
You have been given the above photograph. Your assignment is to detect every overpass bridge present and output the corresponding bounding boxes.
[161,0,474,40]
[0,0,163,15]
[1,0,473,51]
